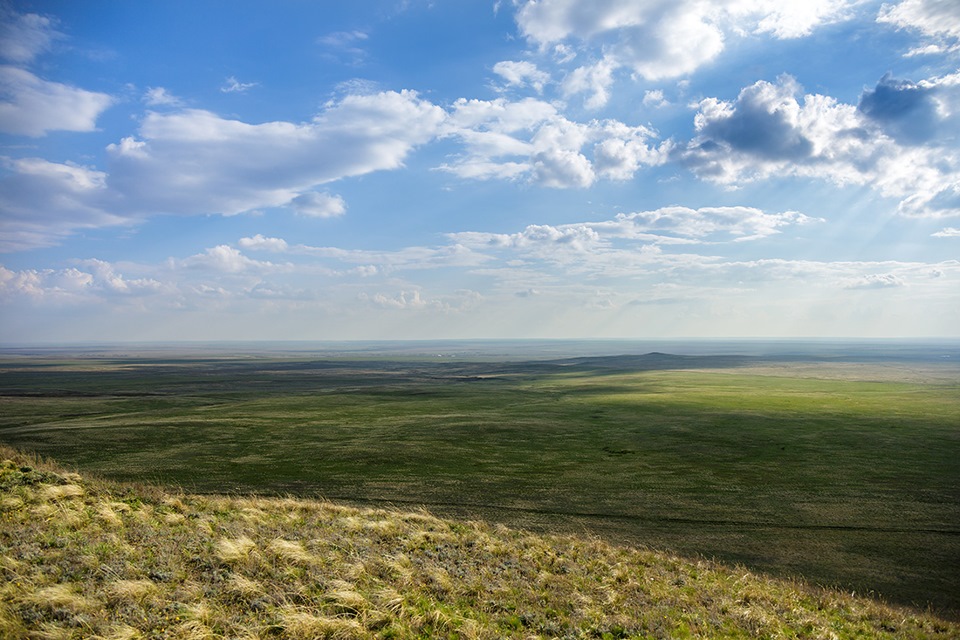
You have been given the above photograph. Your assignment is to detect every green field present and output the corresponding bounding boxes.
[1,349,958,617]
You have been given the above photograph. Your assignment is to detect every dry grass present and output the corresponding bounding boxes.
[1,445,957,639]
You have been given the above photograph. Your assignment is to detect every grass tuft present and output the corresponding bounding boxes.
[40,483,85,501]
[266,537,315,565]
[214,536,257,563]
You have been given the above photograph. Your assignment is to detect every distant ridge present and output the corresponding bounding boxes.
[540,352,753,372]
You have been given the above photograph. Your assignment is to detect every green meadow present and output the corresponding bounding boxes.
[1,351,958,617]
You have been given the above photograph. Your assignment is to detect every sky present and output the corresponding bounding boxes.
[1,0,959,342]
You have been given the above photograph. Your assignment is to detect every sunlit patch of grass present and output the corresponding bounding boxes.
[106,579,157,604]
[1,445,958,638]
[279,608,363,638]
[40,483,85,501]
[27,583,94,613]
[215,536,257,563]
[266,537,315,565]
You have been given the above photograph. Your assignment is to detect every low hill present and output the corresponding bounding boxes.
[1,447,956,639]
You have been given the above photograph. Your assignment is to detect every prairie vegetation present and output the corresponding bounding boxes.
[2,447,958,639]
[1,347,958,622]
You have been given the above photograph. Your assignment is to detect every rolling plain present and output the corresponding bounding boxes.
[1,341,958,624]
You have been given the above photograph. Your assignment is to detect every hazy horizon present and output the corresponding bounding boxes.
[3,337,958,362]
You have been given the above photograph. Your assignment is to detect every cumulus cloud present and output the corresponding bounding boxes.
[684,74,960,217]
[643,89,668,107]
[2,89,450,251]
[561,58,616,109]
[493,60,550,92]
[0,66,113,136]
[440,97,669,187]
[513,0,724,80]
[289,191,346,217]
[512,0,860,80]
[0,261,162,301]
[76,259,164,294]
[102,90,444,217]
[181,245,286,273]
[744,0,862,39]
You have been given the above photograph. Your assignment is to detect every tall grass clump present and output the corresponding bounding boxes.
[1,445,957,639]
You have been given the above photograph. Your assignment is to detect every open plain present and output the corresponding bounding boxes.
[1,341,958,620]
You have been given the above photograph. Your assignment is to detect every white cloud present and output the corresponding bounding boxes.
[592,120,673,180]
[76,259,164,294]
[844,273,906,289]
[0,11,60,63]
[452,206,818,255]
[440,97,668,187]
[4,220,956,339]
[454,223,603,253]
[221,76,258,93]
[181,245,286,273]
[0,261,162,301]
[365,289,427,309]
[103,90,444,218]
[878,0,960,47]
[361,288,483,313]
[0,158,127,252]
[493,60,550,92]
[532,144,595,188]
[238,234,290,252]
[932,226,960,237]
[143,87,184,107]
[512,0,860,80]
[289,191,346,218]
[602,206,821,241]
[561,57,616,109]
[643,89,668,107]
[684,74,960,217]
[0,66,113,136]
[740,0,863,39]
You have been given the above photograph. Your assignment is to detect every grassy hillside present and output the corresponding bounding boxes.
[1,447,957,639]
[2,354,958,615]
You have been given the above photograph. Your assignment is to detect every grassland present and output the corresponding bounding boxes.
[3,446,959,639]
[1,348,958,621]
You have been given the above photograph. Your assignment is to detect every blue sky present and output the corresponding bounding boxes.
[1,0,958,342]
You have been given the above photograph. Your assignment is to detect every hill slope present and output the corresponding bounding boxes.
[1,447,956,639]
